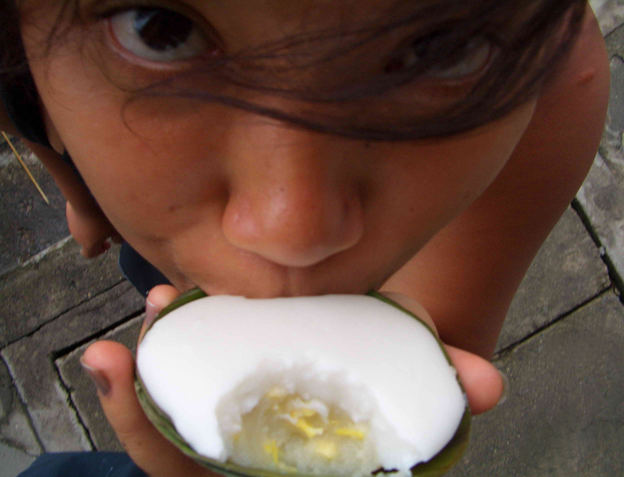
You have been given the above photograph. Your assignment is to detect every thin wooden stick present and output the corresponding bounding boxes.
[2,131,50,205]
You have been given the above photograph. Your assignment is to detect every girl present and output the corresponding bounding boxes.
[2,1,609,476]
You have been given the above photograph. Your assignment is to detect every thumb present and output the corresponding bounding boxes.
[80,341,213,477]
[444,345,506,415]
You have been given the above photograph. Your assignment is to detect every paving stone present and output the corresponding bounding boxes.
[0,138,66,276]
[599,25,624,164]
[0,410,41,458]
[496,208,610,352]
[0,239,125,348]
[56,316,143,452]
[0,358,41,456]
[0,441,35,477]
[1,282,143,452]
[0,358,12,425]
[577,154,624,285]
[449,291,624,477]
[590,0,624,35]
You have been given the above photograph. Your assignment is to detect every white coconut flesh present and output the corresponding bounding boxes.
[137,294,466,476]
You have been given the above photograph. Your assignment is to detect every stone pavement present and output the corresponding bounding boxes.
[1,2,623,476]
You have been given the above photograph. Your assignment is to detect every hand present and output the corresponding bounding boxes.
[380,292,505,414]
[66,200,123,258]
[81,286,505,477]
[82,287,216,477]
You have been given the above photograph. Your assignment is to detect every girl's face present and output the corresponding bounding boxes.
[22,1,536,297]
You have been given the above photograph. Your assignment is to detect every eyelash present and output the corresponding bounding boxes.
[97,4,222,66]
[91,2,491,103]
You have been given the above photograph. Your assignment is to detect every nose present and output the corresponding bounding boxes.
[221,126,364,268]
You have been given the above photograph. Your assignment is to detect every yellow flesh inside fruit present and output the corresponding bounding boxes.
[229,387,378,475]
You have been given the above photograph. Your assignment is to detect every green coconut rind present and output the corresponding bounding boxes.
[135,290,471,477]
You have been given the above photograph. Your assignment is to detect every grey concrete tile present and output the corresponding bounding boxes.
[577,154,624,285]
[449,291,624,477]
[0,138,66,276]
[599,24,624,165]
[590,0,624,36]
[497,208,610,352]
[0,358,41,456]
[0,409,41,459]
[0,239,125,348]
[56,316,143,452]
[0,441,35,477]
[1,282,143,452]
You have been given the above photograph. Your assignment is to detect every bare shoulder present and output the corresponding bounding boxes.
[542,4,609,101]
[524,4,609,159]
[484,4,609,212]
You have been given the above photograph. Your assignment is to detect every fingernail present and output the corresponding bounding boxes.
[497,370,510,407]
[80,357,111,396]
[145,298,159,329]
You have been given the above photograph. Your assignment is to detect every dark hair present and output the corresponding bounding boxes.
[2,0,587,141]
[1,1,29,83]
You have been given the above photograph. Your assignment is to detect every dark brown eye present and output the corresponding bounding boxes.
[109,7,217,62]
[386,33,492,80]
[134,8,193,51]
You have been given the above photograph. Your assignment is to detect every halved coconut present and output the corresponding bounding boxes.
[135,290,471,477]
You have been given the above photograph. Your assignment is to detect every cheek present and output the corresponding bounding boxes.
[48,100,225,242]
[68,126,225,236]
[27,37,216,223]
[431,102,536,201]
[35,63,227,235]
[373,101,535,230]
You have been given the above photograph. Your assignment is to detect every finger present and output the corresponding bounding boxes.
[378,291,438,336]
[146,284,182,314]
[141,285,181,341]
[445,345,505,415]
[81,239,110,258]
[81,341,214,477]
[65,201,119,258]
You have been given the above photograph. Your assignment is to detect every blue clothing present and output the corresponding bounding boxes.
[119,242,170,297]
[18,452,147,477]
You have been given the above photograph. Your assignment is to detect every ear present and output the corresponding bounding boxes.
[42,106,65,154]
